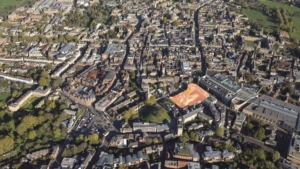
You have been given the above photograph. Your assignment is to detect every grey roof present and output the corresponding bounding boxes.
[97,153,114,166]
[244,95,300,131]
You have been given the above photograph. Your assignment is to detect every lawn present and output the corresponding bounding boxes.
[140,105,170,124]
[261,0,300,15]
[243,8,279,33]
[21,96,40,110]
[290,17,300,38]
[0,92,10,101]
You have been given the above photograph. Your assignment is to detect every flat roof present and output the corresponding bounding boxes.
[170,83,210,108]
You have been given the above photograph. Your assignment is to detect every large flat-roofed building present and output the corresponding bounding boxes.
[243,95,300,132]
[198,74,240,105]
[170,83,210,108]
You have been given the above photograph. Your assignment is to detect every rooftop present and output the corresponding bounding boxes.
[170,83,210,108]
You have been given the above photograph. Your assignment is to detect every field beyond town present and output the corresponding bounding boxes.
[244,0,300,39]
[0,0,37,17]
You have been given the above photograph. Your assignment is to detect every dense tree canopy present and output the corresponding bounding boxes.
[0,136,14,155]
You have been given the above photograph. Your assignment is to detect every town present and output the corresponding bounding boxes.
[0,0,299,168]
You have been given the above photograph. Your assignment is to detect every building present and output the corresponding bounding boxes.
[26,149,50,160]
[203,146,235,163]
[173,143,199,161]
[199,74,240,105]
[288,133,300,164]
[95,151,148,168]
[170,83,210,108]
[243,95,300,133]
[61,157,76,169]
[181,106,204,124]
[9,87,51,112]
[133,122,157,132]
[181,61,191,73]
[177,124,183,136]
[232,112,246,132]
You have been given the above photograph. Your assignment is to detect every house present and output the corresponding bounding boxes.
[61,157,76,169]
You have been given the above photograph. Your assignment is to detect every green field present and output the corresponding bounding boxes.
[141,105,170,124]
[261,0,300,15]
[244,8,279,32]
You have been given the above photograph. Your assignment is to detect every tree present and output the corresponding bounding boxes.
[16,116,39,134]
[88,133,99,144]
[145,95,156,106]
[28,130,37,140]
[123,108,137,122]
[53,128,61,139]
[272,151,280,162]
[216,127,224,138]
[38,77,48,86]
[254,127,266,141]
[189,131,199,141]
[76,134,85,143]
[52,77,63,88]
[180,132,190,143]
[12,90,18,97]
[46,100,56,109]
[0,136,14,155]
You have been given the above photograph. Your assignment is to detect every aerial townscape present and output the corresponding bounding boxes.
[1,0,300,168]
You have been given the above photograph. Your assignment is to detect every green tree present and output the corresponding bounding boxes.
[52,77,63,88]
[46,100,56,109]
[272,151,280,162]
[145,95,156,106]
[123,108,137,122]
[16,116,39,134]
[38,77,48,86]
[28,130,37,140]
[76,134,85,143]
[190,131,199,141]
[216,127,224,138]
[254,127,266,141]
[0,136,14,155]
[53,128,61,139]
[180,132,190,143]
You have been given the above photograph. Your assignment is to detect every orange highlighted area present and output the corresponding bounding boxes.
[170,83,210,108]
